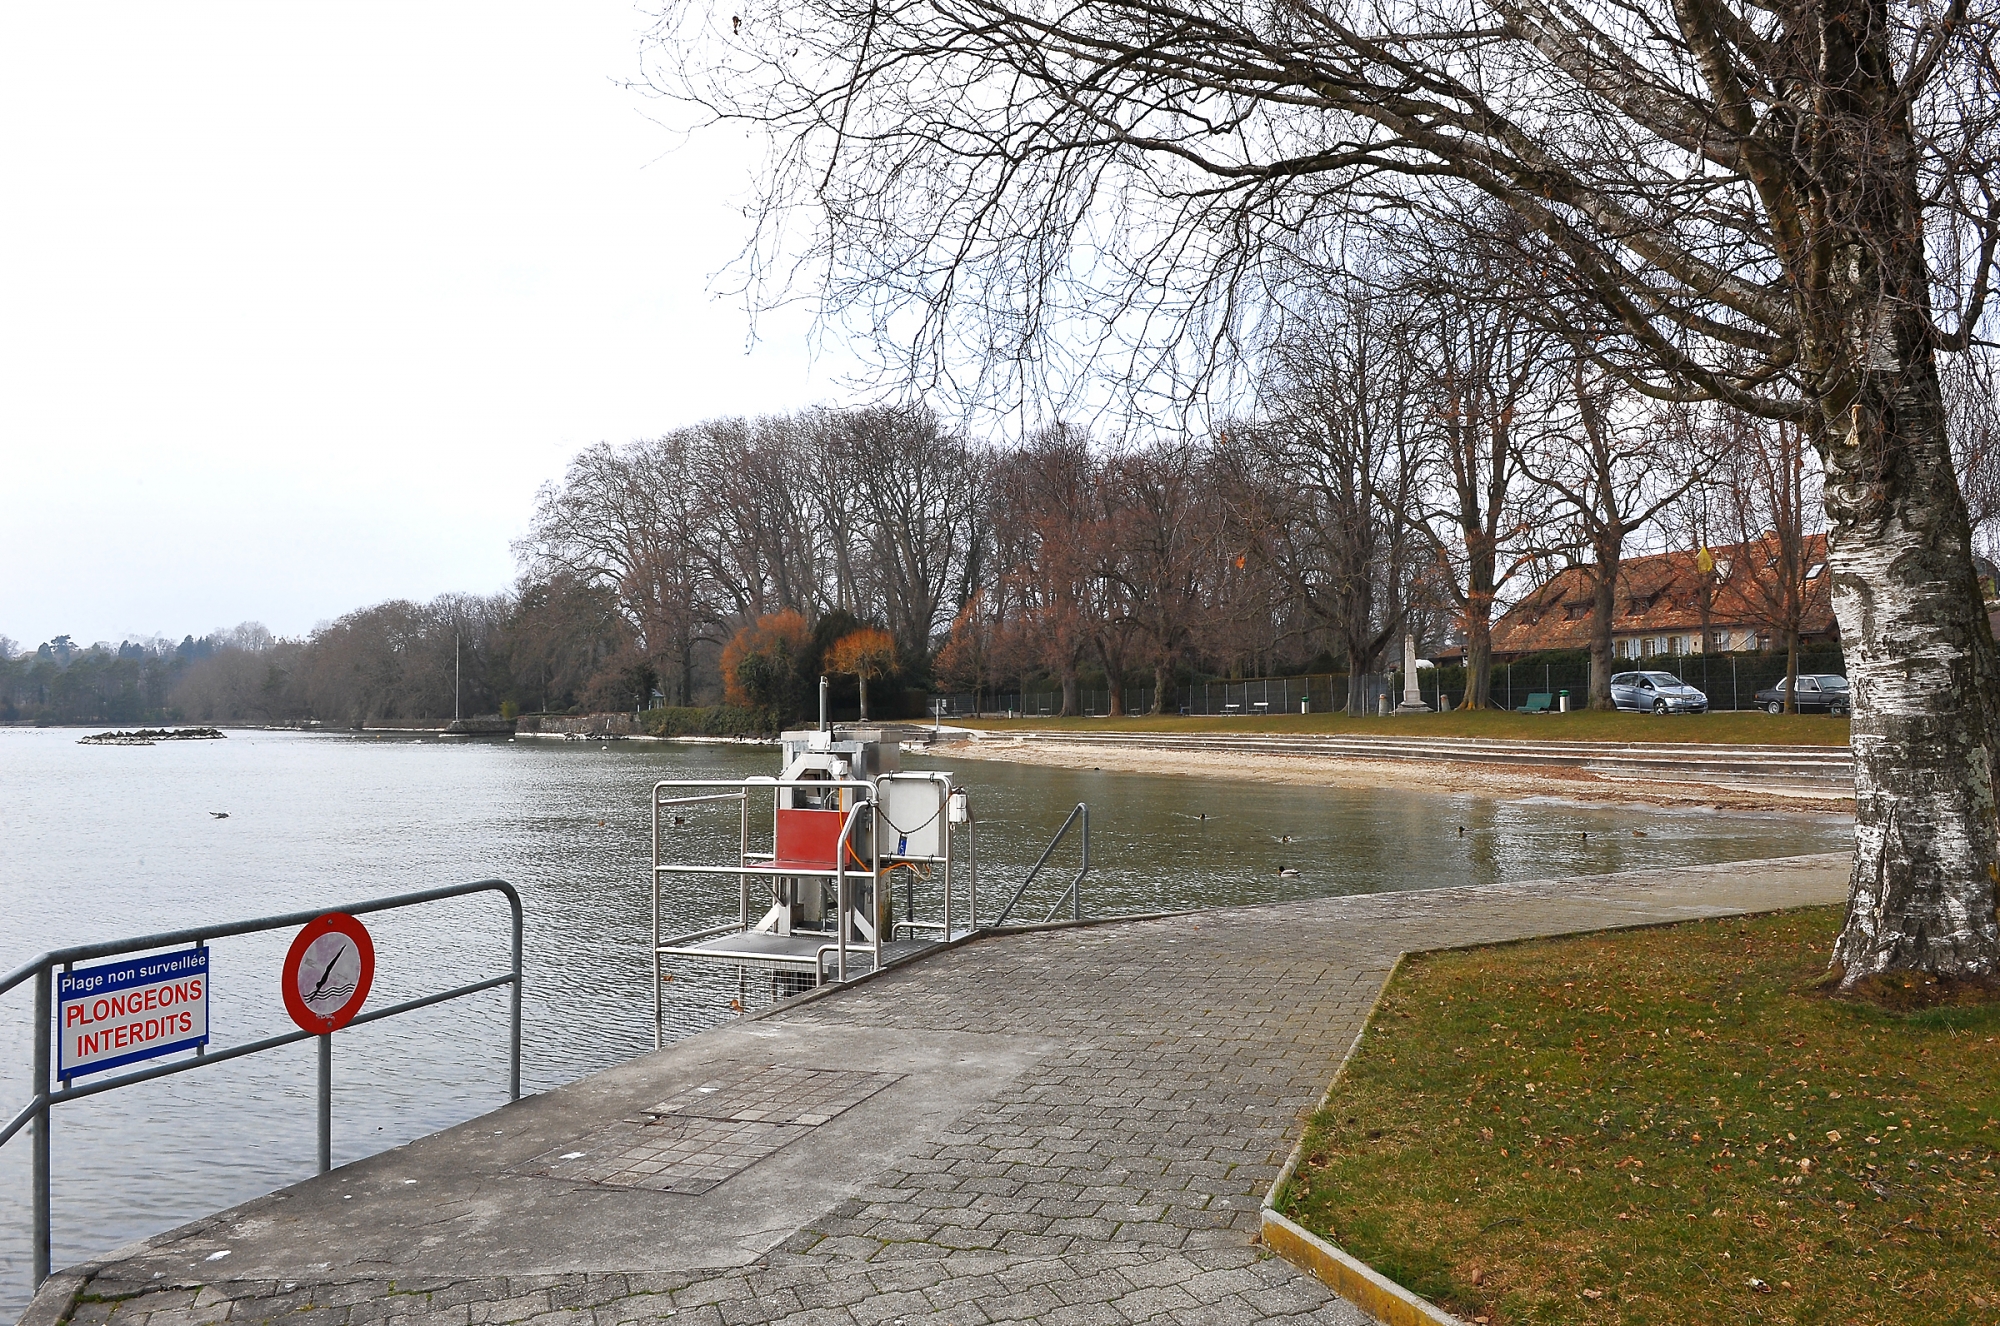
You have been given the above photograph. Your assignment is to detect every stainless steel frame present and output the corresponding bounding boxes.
[649,773,962,1048]
[0,879,523,1289]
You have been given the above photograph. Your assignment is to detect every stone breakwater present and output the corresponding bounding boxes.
[77,728,225,746]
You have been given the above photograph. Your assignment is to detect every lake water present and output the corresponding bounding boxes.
[0,727,1851,1315]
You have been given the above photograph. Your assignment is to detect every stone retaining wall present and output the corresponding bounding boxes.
[516,712,640,736]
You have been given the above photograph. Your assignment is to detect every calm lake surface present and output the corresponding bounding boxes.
[0,727,1851,1314]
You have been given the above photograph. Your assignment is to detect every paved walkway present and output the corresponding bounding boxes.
[32,853,1849,1326]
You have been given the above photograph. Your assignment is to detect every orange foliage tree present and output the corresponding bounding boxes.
[719,610,810,710]
[824,626,897,721]
[932,592,998,714]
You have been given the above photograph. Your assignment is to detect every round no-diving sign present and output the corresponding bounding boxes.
[281,913,376,1034]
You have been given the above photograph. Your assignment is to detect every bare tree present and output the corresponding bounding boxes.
[1396,229,1557,708]
[995,424,1099,715]
[521,433,724,702]
[1943,347,2000,558]
[1519,371,1714,708]
[1229,283,1427,711]
[849,405,982,672]
[1722,415,1828,710]
[1097,441,1218,713]
[506,574,630,713]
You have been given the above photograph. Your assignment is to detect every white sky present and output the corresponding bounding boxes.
[0,2,851,650]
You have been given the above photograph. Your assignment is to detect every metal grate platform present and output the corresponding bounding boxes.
[659,931,937,977]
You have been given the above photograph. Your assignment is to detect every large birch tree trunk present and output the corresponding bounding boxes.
[1823,367,2000,985]
[1803,0,2000,988]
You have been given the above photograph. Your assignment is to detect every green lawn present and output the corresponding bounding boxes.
[1280,908,2000,1325]
[959,709,1851,745]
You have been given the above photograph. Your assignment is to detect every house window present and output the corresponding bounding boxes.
[1711,629,1731,650]
[1713,558,1732,580]
[1564,602,1588,621]
[1806,562,1825,579]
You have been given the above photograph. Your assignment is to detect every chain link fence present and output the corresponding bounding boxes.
[931,646,1848,718]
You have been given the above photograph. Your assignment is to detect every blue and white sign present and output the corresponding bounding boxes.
[57,947,209,1079]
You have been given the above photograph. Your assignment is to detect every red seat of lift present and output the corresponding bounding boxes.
[762,806,848,871]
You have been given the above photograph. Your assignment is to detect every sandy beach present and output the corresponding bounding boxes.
[949,734,1856,815]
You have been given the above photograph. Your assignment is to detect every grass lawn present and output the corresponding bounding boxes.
[959,709,1851,746]
[1280,908,2000,1324]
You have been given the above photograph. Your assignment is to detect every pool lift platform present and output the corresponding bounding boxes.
[650,681,1087,1045]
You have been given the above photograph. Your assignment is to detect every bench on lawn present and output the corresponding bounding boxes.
[1519,692,1554,714]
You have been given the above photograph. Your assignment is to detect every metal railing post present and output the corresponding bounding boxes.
[316,1034,332,1174]
[652,784,662,1051]
[992,802,1088,927]
[1075,804,1088,921]
[508,891,523,1102]
[32,966,51,1287]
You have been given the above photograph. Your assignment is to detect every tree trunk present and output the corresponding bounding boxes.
[1823,362,2000,985]
[1460,612,1492,710]
[1060,666,1079,717]
[858,675,869,722]
[1098,641,1126,717]
[1784,630,1799,716]
[1345,643,1369,714]
[1697,581,1713,678]
[1587,559,1618,710]
[1151,662,1172,716]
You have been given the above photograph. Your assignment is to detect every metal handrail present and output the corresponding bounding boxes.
[990,803,1090,927]
[0,878,522,1289]
[830,799,874,983]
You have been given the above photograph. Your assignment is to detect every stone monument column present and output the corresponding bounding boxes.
[1395,632,1432,713]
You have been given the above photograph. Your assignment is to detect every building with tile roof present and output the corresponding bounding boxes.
[1486,532,1837,662]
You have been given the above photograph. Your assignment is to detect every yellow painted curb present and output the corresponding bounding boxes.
[1259,950,1466,1324]
[1261,1208,1464,1326]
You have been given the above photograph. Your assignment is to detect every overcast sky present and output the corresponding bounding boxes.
[1,3,852,650]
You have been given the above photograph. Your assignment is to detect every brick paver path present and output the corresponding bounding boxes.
[43,854,1846,1326]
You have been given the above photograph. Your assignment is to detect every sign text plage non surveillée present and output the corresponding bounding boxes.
[57,947,209,1079]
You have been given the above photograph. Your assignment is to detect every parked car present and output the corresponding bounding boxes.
[1610,671,1709,714]
[1753,674,1850,715]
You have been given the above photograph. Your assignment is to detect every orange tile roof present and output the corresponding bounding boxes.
[1488,533,1835,655]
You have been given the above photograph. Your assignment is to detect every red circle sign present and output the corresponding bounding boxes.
[281,913,375,1033]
